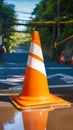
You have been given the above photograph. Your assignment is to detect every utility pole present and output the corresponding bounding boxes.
[57,0,60,37]
[0,23,2,61]
[52,25,57,61]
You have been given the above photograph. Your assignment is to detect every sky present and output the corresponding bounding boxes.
[4,0,41,30]
[4,0,40,21]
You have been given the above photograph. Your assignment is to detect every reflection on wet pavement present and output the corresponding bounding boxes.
[3,107,53,130]
[0,102,73,130]
[4,112,24,130]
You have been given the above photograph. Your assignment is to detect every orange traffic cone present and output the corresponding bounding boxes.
[60,51,65,64]
[22,108,49,130]
[9,31,70,109]
[71,56,73,65]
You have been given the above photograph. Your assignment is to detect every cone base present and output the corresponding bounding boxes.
[9,93,71,110]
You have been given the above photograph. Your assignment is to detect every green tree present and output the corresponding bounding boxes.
[0,0,17,52]
[32,0,73,60]
[10,32,31,52]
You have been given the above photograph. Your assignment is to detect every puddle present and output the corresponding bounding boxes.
[0,102,73,130]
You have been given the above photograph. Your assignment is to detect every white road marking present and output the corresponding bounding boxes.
[47,73,73,88]
[0,66,73,88]
[49,84,73,88]
[46,67,72,69]
[0,67,25,69]
[0,75,24,86]
[47,73,73,81]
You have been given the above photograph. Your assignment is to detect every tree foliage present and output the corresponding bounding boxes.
[32,0,73,60]
[0,0,17,52]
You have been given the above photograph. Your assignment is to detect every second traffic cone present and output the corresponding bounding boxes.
[60,51,65,64]
[71,56,73,65]
[9,31,70,110]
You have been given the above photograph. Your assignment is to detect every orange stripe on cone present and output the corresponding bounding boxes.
[9,31,70,110]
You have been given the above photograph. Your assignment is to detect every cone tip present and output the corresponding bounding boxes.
[32,31,41,46]
[32,31,39,36]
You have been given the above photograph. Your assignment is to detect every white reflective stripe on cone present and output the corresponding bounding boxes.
[60,56,65,61]
[27,55,46,76]
[30,42,43,60]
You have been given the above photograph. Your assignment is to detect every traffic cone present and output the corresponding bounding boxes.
[71,56,73,65]
[9,31,70,110]
[22,108,49,130]
[60,51,65,64]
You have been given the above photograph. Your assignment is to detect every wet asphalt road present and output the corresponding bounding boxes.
[0,53,73,90]
[0,52,73,103]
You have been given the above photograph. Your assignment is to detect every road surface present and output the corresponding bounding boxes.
[0,52,73,130]
[0,52,73,95]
